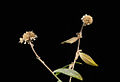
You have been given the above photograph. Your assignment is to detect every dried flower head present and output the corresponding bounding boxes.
[81,14,93,25]
[19,31,37,44]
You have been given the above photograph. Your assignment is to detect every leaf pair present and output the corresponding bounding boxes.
[54,62,82,81]
[78,51,98,67]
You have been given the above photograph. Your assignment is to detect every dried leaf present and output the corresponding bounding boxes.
[61,37,79,44]
[79,52,98,67]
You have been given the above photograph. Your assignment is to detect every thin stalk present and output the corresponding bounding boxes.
[30,42,62,82]
[69,23,85,82]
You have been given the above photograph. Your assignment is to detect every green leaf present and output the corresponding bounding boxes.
[55,64,70,76]
[57,80,62,82]
[76,62,82,65]
[79,52,98,67]
[55,62,82,76]
[55,72,61,76]
[62,64,70,68]
[54,68,83,80]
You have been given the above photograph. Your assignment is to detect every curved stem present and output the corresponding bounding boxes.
[30,42,62,82]
[69,23,85,82]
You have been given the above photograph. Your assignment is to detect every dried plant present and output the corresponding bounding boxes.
[54,14,98,82]
[19,31,62,82]
[19,14,98,82]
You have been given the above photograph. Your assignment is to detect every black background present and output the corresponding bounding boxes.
[11,3,105,82]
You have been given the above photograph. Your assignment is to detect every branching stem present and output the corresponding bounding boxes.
[69,23,85,82]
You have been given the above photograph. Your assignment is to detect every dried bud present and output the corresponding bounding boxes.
[19,31,37,44]
[81,14,93,25]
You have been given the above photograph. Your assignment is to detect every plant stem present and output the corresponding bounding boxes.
[30,42,62,82]
[69,23,85,82]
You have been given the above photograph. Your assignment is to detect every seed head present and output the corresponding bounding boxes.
[19,31,37,44]
[81,14,93,25]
